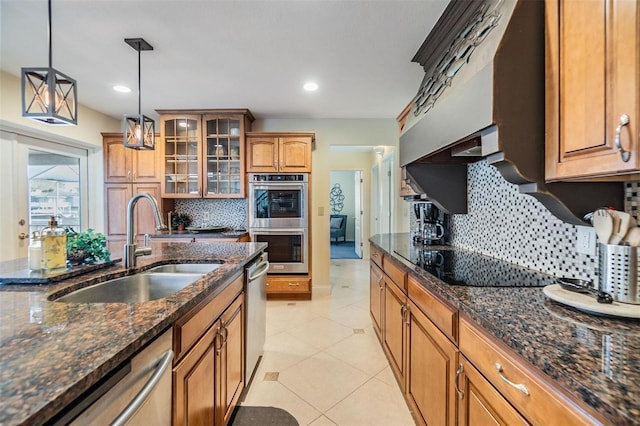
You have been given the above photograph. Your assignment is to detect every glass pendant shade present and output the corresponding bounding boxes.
[124,114,155,149]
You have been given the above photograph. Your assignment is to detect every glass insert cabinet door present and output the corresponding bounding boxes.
[162,116,201,197]
[203,115,244,197]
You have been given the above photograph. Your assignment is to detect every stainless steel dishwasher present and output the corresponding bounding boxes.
[54,329,173,426]
[245,252,269,386]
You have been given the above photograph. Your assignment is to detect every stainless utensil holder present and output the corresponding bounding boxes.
[599,244,640,304]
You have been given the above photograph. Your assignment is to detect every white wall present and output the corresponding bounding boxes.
[253,118,400,288]
[0,71,120,251]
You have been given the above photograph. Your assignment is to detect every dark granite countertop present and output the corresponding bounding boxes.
[370,233,640,426]
[0,241,266,426]
[149,230,248,239]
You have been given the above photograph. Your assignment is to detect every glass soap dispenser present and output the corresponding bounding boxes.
[41,216,67,273]
[28,231,42,271]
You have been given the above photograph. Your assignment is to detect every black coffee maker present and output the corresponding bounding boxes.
[412,202,449,245]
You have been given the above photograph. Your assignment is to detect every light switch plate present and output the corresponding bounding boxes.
[576,226,596,256]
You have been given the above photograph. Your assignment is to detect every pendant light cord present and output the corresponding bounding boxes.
[137,41,142,114]
[48,0,52,68]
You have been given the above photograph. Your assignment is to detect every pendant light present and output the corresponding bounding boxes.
[123,38,154,150]
[21,0,78,126]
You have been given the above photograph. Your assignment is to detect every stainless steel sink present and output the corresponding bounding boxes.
[55,273,203,304]
[144,263,221,274]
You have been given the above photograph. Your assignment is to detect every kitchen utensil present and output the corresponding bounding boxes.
[557,278,613,304]
[592,209,614,244]
[608,210,633,245]
[599,245,640,304]
[623,227,640,247]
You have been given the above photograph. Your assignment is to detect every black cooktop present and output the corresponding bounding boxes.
[394,246,556,287]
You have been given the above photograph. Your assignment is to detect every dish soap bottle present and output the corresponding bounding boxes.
[41,216,67,273]
[28,231,42,271]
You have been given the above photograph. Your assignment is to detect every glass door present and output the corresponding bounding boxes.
[0,131,88,262]
[162,116,201,197]
[203,115,243,197]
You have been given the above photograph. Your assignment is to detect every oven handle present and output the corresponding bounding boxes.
[249,184,306,191]
[251,228,306,235]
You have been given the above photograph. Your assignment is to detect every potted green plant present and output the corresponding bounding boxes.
[171,213,192,232]
[66,228,111,265]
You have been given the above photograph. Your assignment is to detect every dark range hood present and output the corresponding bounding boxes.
[399,0,622,224]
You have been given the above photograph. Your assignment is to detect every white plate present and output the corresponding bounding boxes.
[543,284,640,318]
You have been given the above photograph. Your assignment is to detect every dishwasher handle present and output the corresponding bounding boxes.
[111,349,174,426]
[248,261,270,281]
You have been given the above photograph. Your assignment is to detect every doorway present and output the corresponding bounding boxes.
[329,170,363,259]
[0,131,88,261]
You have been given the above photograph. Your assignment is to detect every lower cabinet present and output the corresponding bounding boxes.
[406,300,458,426]
[383,277,407,389]
[172,273,245,426]
[265,275,312,300]
[457,355,528,426]
[369,262,384,338]
[369,244,604,426]
[105,182,172,243]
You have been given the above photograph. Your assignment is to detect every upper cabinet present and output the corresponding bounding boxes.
[546,0,639,180]
[246,133,314,173]
[158,109,254,198]
[103,133,161,183]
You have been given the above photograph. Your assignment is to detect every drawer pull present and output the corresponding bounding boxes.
[455,364,464,400]
[495,363,529,396]
[614,114,631,162]
[288,283,299,287]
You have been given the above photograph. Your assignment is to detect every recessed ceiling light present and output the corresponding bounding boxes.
[303,82,319,92]
[113,85,131,93]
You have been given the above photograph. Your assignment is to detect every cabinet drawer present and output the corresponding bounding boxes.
[266,276,311,293]
[173,272,243,362]
[408,276,457,343]
[370,245,383,268]
[459,317,600,425]
[383,256,407,293]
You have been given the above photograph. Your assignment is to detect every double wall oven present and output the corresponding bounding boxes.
[249,173,309,274]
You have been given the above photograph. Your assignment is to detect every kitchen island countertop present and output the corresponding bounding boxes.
[0,240,266,425]
[371,233,640,426]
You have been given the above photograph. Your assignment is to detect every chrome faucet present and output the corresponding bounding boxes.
[124,193,168,269]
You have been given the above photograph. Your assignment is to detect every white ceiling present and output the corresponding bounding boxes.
[0,0,447,121]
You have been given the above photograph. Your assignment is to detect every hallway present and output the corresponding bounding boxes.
[240,259,415,425]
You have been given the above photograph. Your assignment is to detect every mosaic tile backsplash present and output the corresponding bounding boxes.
[174,199,246,230]
[439,160,630,281]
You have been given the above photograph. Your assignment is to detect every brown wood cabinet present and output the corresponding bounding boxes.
[369,262,384,339]
[383,275,407,390]
[406,299,458,426]
[103,133,162,183]
[265,275,312,300]
[369,244,604,426]
[545,0,640,180]
[102,133,172,243]
[246,133,313,173]
[457,355,528,426]
[172,273,244,426]
[157,109,254,198]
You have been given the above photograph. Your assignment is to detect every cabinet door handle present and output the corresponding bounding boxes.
[455,364,464,400]
[403,304,410,325]
[495,363,530,396]
[215,326,224,354]
[614,114,631,162]
[133,171,136,181]
[127,171,131,181]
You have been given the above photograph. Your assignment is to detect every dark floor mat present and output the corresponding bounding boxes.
[230,406,299,426]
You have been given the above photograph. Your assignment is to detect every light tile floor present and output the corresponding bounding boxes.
[241,259,415,426]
